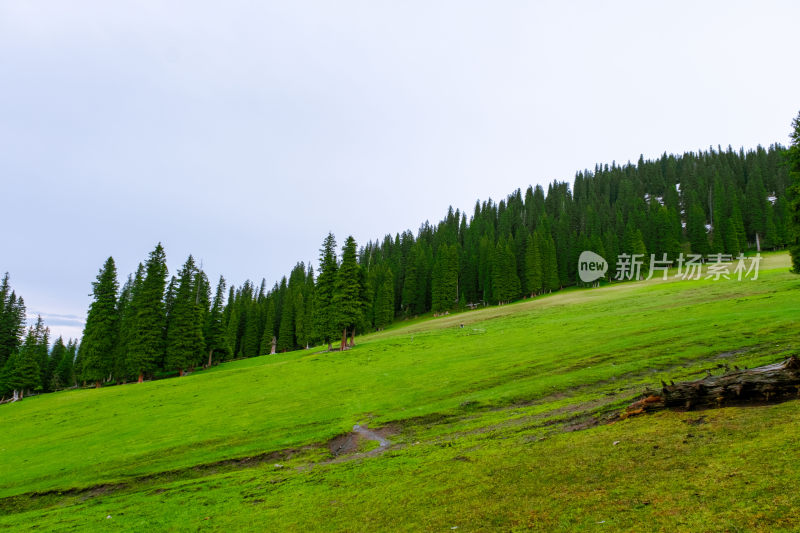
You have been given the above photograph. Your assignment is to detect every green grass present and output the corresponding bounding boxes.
[1,252,799,531]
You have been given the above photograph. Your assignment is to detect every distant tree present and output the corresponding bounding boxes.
[128,244,168,383]
[205,276,229,366]
[314,233,339,350]
[431,244,458,313]
[686,203,710,256]
[165,255,205,376]
[788,111,800,272]
[15,327,43,397]
[56,338,76,389]
[48,337,67,390]
[333,236,365,350]
[492,238,521,304]
[540,230,560,292]
[78,256,119,387]
[373,270,395,330]
[524,233,543,296]
[0,273,26,367]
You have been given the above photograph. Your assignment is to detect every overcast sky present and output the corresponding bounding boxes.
[1,1,798,342]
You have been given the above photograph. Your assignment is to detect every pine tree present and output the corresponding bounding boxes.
[56,338,76,389]
[78,257,119,387]
[276,288,295,352]
[204,276,229,366]
[524,233,543,296]
[165,255,205,375]
[112,273,134,383]
[431,244,458,313]
[787,111,800,272]
[16,327,42,397]
[374,270,395,330]
[0,274,26,367]
[259,296,276,355]
[333,236,364,350]
[687,203,710,256]
[48,337,67,390]
[128,244,168,383]
[314,233,339,350]
[540,231,560,292]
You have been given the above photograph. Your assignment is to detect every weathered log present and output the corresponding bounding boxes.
[621,355,800,417]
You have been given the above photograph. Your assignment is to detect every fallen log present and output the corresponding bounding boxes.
[621,355,800,417]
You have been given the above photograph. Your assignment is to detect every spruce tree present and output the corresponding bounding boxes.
[314,233,339,350]
[0,275,26,367]
[259,296,276,355]
[56,338,76,389]
[276,288,295,352]
[78,257,119,387]
[205,276,229,366]
[165,255,205,375]
[374,270,395,330]
[16,327,42,397]
[333,236,364,350]
[128,244,168,382]
[524,233,543,297]
[48,337,67,390]
[431,244,458,313]
[788,111,800,272]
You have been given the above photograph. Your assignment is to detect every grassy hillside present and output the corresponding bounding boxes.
[1,253,799,531]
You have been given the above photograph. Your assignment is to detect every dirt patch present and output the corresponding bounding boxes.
[328,424,395,457]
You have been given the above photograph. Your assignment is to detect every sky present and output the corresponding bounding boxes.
[1,1,799,342]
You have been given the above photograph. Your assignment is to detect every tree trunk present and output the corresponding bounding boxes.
[622,356,800,416]
[95,380,101,389]
[138,372,144,383]
[349,328,356,348]
[179,369,184,377]
[327,341,332,352]
[207,349,213,368]
[340,328,347,351]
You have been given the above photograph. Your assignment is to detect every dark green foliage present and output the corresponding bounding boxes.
[788,112,800,272]
[55,338,76,390]
[48,337,67,390]
[314,233,339,348]
[276,284,295,352]
[333,236,365,346]
[205,276,230,365]
[0,273,26,367]
[524,233,543,296]
[492,238,521,304]
[16,326,44,396]
[687,203,710,256]
[431,244,458,313]
[78,257,119,385]
[373,270,395,330]
[127,244,168,381]
[165,256,206,374]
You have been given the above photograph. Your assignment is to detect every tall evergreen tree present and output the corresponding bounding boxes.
[314,233,339,350]
[205,276,229,366]
[788,111,800,272]
[78,257,119,388]
[165,255,205,375]
[333,236,364,350]
[0,274,26,367]
[128,244,168,382]
[431,244,458,313]
[524,233,543,297]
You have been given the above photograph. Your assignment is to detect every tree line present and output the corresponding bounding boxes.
[2,123,799,397]
[0,274,79,399]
